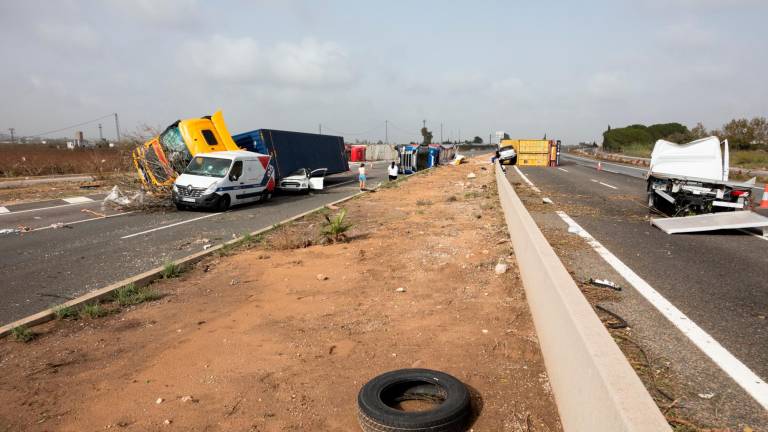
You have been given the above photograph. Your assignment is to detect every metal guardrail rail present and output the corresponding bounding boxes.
[494,162,670,431]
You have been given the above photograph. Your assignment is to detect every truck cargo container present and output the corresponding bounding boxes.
[232,129,349,182]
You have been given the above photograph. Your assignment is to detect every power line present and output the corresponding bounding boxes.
[27,113,116,138]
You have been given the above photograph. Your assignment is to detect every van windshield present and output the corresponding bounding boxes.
[184,156,232,178]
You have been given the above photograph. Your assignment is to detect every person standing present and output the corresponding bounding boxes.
[388,161,398,181]
[358,163,367,190]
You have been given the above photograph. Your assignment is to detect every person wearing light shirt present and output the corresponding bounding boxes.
[388,162,398,181]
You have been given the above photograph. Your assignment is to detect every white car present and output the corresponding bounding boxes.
[498,147,517,165]
[278,168,327,193]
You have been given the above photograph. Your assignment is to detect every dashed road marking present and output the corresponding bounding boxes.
[599,181,618,190]
[0,201,99,216]
[0,207,8,214]
[556,210,768,409]
[32,211,136,232]
[62,196,94,204]
[513,166,541,193]
[557,168,569,173]
[120,212,223,239]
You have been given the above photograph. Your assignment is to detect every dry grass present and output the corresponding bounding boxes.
[0,144,133,178]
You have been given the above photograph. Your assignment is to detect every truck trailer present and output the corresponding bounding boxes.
[232,129,348,184]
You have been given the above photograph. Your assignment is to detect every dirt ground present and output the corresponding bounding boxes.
[0,158,562,431]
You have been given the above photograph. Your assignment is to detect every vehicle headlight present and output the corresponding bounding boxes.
[172,184,179,192]
[204,183,218,195]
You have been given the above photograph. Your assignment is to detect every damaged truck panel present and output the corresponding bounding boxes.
[647,137,754,215]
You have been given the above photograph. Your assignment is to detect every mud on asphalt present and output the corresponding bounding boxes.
[0,158,562,431]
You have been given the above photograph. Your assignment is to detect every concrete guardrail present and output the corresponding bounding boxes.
[494,163,670,431]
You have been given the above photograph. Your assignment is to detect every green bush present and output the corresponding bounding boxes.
[602,123,689,152]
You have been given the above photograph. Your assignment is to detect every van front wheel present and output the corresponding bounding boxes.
[216,194,231,212]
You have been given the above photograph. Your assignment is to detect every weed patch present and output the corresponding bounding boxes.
[161,262,182,279]
[321,208,352,244]
[80,303,107,319]
[416,199,433,206]
[113,283,161,306]
[53,305,78,320]
[10,325,35,342]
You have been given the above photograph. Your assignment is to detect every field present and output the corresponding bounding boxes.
[0,144,133,178]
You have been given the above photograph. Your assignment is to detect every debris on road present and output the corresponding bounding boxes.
[595,305,628,329]
[588,278,622,291]
[697,393,715,400]
[467,172,477,179]
[394,287,406,293]
[0,228,20,235]
[494,262,508,275]
[542,197,553,204]
[316,273,328,281]
[81,208,107,218]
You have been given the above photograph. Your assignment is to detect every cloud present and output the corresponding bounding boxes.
[658,21,716,48]
[35,23,100,50]
[588,72,633,99]
[114,0,201,27]
[179,35,353,88]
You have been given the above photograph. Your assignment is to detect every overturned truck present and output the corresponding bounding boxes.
[646,136,755,215]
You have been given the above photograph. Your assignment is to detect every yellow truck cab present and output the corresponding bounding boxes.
[133,111,241,189]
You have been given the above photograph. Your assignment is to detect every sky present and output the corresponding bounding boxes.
[1,0,766,145]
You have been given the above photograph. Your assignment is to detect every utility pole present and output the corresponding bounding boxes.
[318,123,322,135]
[8,128,14,143]
[98,123,103,141]
[489,133,492,146]
[385,120,388,144]
[422,119,426,128]
[114,113,121,142]
[440,122,443,144]
[458,128,461,144]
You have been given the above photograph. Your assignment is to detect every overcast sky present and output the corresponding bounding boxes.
[1,0,766,144]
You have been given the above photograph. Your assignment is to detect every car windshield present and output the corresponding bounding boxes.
[183,156,232,178]
[287,168,308,177]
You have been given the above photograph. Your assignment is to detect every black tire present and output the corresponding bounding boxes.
[357,369,471,432]
[216,194,231,212]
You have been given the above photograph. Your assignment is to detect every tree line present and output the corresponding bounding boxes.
[602,117,768,151]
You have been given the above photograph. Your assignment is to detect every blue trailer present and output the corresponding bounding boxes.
[232,129,349,180]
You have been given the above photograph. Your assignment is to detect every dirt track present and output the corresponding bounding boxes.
[0,158,561,431]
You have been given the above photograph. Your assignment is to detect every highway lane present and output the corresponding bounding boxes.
[0,165,387,325]
[512,160,768,383]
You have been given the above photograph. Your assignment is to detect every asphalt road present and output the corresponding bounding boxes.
[0,164,388,325]
[510,158,768,421]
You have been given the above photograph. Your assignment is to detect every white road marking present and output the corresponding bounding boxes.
[121,212,223,239]
[557,168,569,173]
[326,179,357,189]
[32,211,136,232]
[556,210,768,409]
[62,196,94,204]
[513,166,541,193]
[0,200,102,217]
[0,207,8,214]
[599,181,618,190]
[738,228,768,242]
[564,154,647,172]
[591,179,598,183]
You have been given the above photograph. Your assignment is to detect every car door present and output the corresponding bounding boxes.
[309,168,327,190]
[227,160,244,203]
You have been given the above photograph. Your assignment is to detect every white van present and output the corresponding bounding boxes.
[172,151,275,211]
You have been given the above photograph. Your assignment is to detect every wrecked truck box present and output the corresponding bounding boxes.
[649,136,729,182]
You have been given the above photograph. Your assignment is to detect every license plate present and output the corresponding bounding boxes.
[182,197,195,202]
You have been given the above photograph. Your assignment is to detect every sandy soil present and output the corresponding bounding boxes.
[0,158,561,431]
[0,174,137,206]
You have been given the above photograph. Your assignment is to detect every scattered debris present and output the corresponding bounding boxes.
[180,395,197,403]
[588,278,622,291]
[203,244,212,250]
[494,263,508,275]
[155,398,164,405]
[467,172,477,179]
[697,392,715,400]
[81,208,107,218]
[316,274,328,281]
[163,419,172,425]
[481,329,489,334]
[0,228,20,235]
[326,204,339,210]
[542,197,553,204]
[595,305,628,329]
[48,222,72,230]
[230,279,239,286]
[395,287,406,293]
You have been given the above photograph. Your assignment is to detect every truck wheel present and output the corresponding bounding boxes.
[357,369,471,432]
[216,194,231,212]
